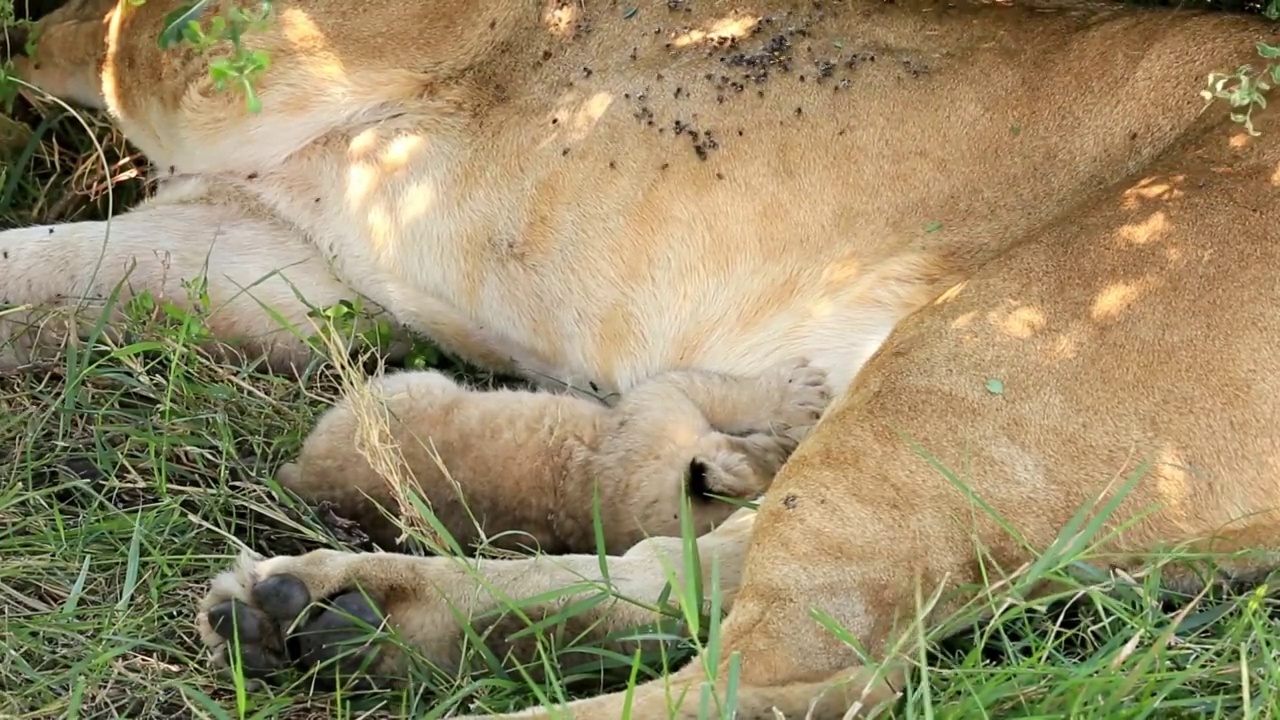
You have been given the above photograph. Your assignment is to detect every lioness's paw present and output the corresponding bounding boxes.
[197,550,391,688]
[769,358,832,438]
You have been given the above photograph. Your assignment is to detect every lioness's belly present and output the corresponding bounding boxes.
[230,3,1261,396]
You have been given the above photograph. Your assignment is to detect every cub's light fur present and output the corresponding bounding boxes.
[279,359,830,554]
[8,0,1280,717]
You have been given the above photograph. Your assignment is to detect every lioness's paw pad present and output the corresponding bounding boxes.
[197,555,389,687]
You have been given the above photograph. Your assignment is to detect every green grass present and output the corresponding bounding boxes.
[1,94,151,230]
[0,280,708,719]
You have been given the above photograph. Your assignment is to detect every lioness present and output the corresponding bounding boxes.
[277,359,829,553]
[5,0,1280,717]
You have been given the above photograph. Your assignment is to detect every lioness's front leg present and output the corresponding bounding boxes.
[197,507,756,683]
[0,179,389,370]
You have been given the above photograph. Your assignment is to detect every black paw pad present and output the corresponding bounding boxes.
[208,599,264,643]
[209,573,314,682]
[224,644,290,680]
[293,591,387,679]
[211,575,388,687]
[252,573,312,625]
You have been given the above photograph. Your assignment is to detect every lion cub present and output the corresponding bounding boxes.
[276,359,831,554]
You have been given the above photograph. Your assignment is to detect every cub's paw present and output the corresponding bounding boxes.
[196,550,392,688]
[692,448,770,499]
[766,358,832,439]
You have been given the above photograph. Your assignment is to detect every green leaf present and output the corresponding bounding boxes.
[405,343,441,370]
[243,84,262,113]
[179,20,204,47]
[208,63,233,84]
[159,0,211,49]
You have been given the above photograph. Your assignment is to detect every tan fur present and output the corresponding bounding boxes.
[9,0,1280,717]
[279,359,829,553]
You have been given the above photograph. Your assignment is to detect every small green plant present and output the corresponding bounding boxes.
[157,0,274,112]
[0,0,30,114]
[1201,0,1280,135]
[1202,49,1280,136]
[307,297,445,371]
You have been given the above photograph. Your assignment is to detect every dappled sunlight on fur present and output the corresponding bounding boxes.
[8,0,1280,717]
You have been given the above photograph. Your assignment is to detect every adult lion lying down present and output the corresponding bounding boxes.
[6,0,1280,716]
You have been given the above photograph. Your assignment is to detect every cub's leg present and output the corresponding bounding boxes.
[574,358,832,552]
[196,506,757,685]
[621,357,833,438]
[0,179,392,370]
[615,357,834,486]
